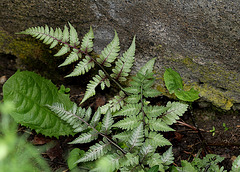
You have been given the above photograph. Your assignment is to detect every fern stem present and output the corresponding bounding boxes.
[70,111,126,154]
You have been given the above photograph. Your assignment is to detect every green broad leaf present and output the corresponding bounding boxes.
[3,71,75,137]
[97,30,120,67]
[67,148,85,170]
[164,68,183,94]
[143,89,162,98]
[174,88,199,102]
[138,58,156,75]
[148,165,159,172]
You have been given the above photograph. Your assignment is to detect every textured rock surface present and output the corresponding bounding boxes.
[0,0,239,110]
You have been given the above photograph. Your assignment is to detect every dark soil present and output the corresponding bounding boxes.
[0,53,239,171]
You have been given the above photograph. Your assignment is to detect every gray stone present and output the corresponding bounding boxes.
[0,0,239,110]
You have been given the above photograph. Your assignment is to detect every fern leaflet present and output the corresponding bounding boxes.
[96,31,120,67]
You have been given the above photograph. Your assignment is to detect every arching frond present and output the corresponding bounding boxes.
[97,31,120,67]
[146,132,171,147]
[69,130,98,144]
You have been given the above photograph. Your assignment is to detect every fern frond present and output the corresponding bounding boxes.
[160,146,174,166]
[112,116,141,130]
[81,70,110,104]
[100,91,126,114]
[161,102,188,125]
[96,31,120,67]
[110,36,136,82]
[66,55,95,77]
[80,26,94,53]
[101,110,114,134]
[147,132,171,147]
[128,123,144,148]
[124,95,141,104]
[69,130,98,144]
[113,103,141,117]
[143,105,169,118]
[75,141,111,163]
[149,118,175,132]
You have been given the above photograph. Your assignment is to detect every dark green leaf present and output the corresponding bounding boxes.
[164,68,183,94]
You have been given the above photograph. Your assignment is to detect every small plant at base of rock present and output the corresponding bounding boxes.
[3,23,239,171]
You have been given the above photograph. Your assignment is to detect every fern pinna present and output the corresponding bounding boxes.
[17,23,135,104]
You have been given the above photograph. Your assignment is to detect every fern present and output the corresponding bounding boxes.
[17,24,192,171]
[18,23,136,104]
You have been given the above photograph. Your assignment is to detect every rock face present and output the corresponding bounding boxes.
[1,0,239,110]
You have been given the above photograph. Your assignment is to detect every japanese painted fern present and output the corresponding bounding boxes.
[19,23,189,171]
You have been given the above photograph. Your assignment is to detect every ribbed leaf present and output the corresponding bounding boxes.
[97,31,120,67]
[66,55,94,77]
[113,103,141,117]
[112,116,141,130]
[124,95,141,104]
[110,36,135,81]
[129,123,144,148]
[124,87,140,94]
[76,141,111,163]
[62,25,69,42]
[101,110,114,134]
[90,108,101,127]
[164,68,183,94]
[139,143,154,157]
[81,26,94,53]
[3,71,75,137]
